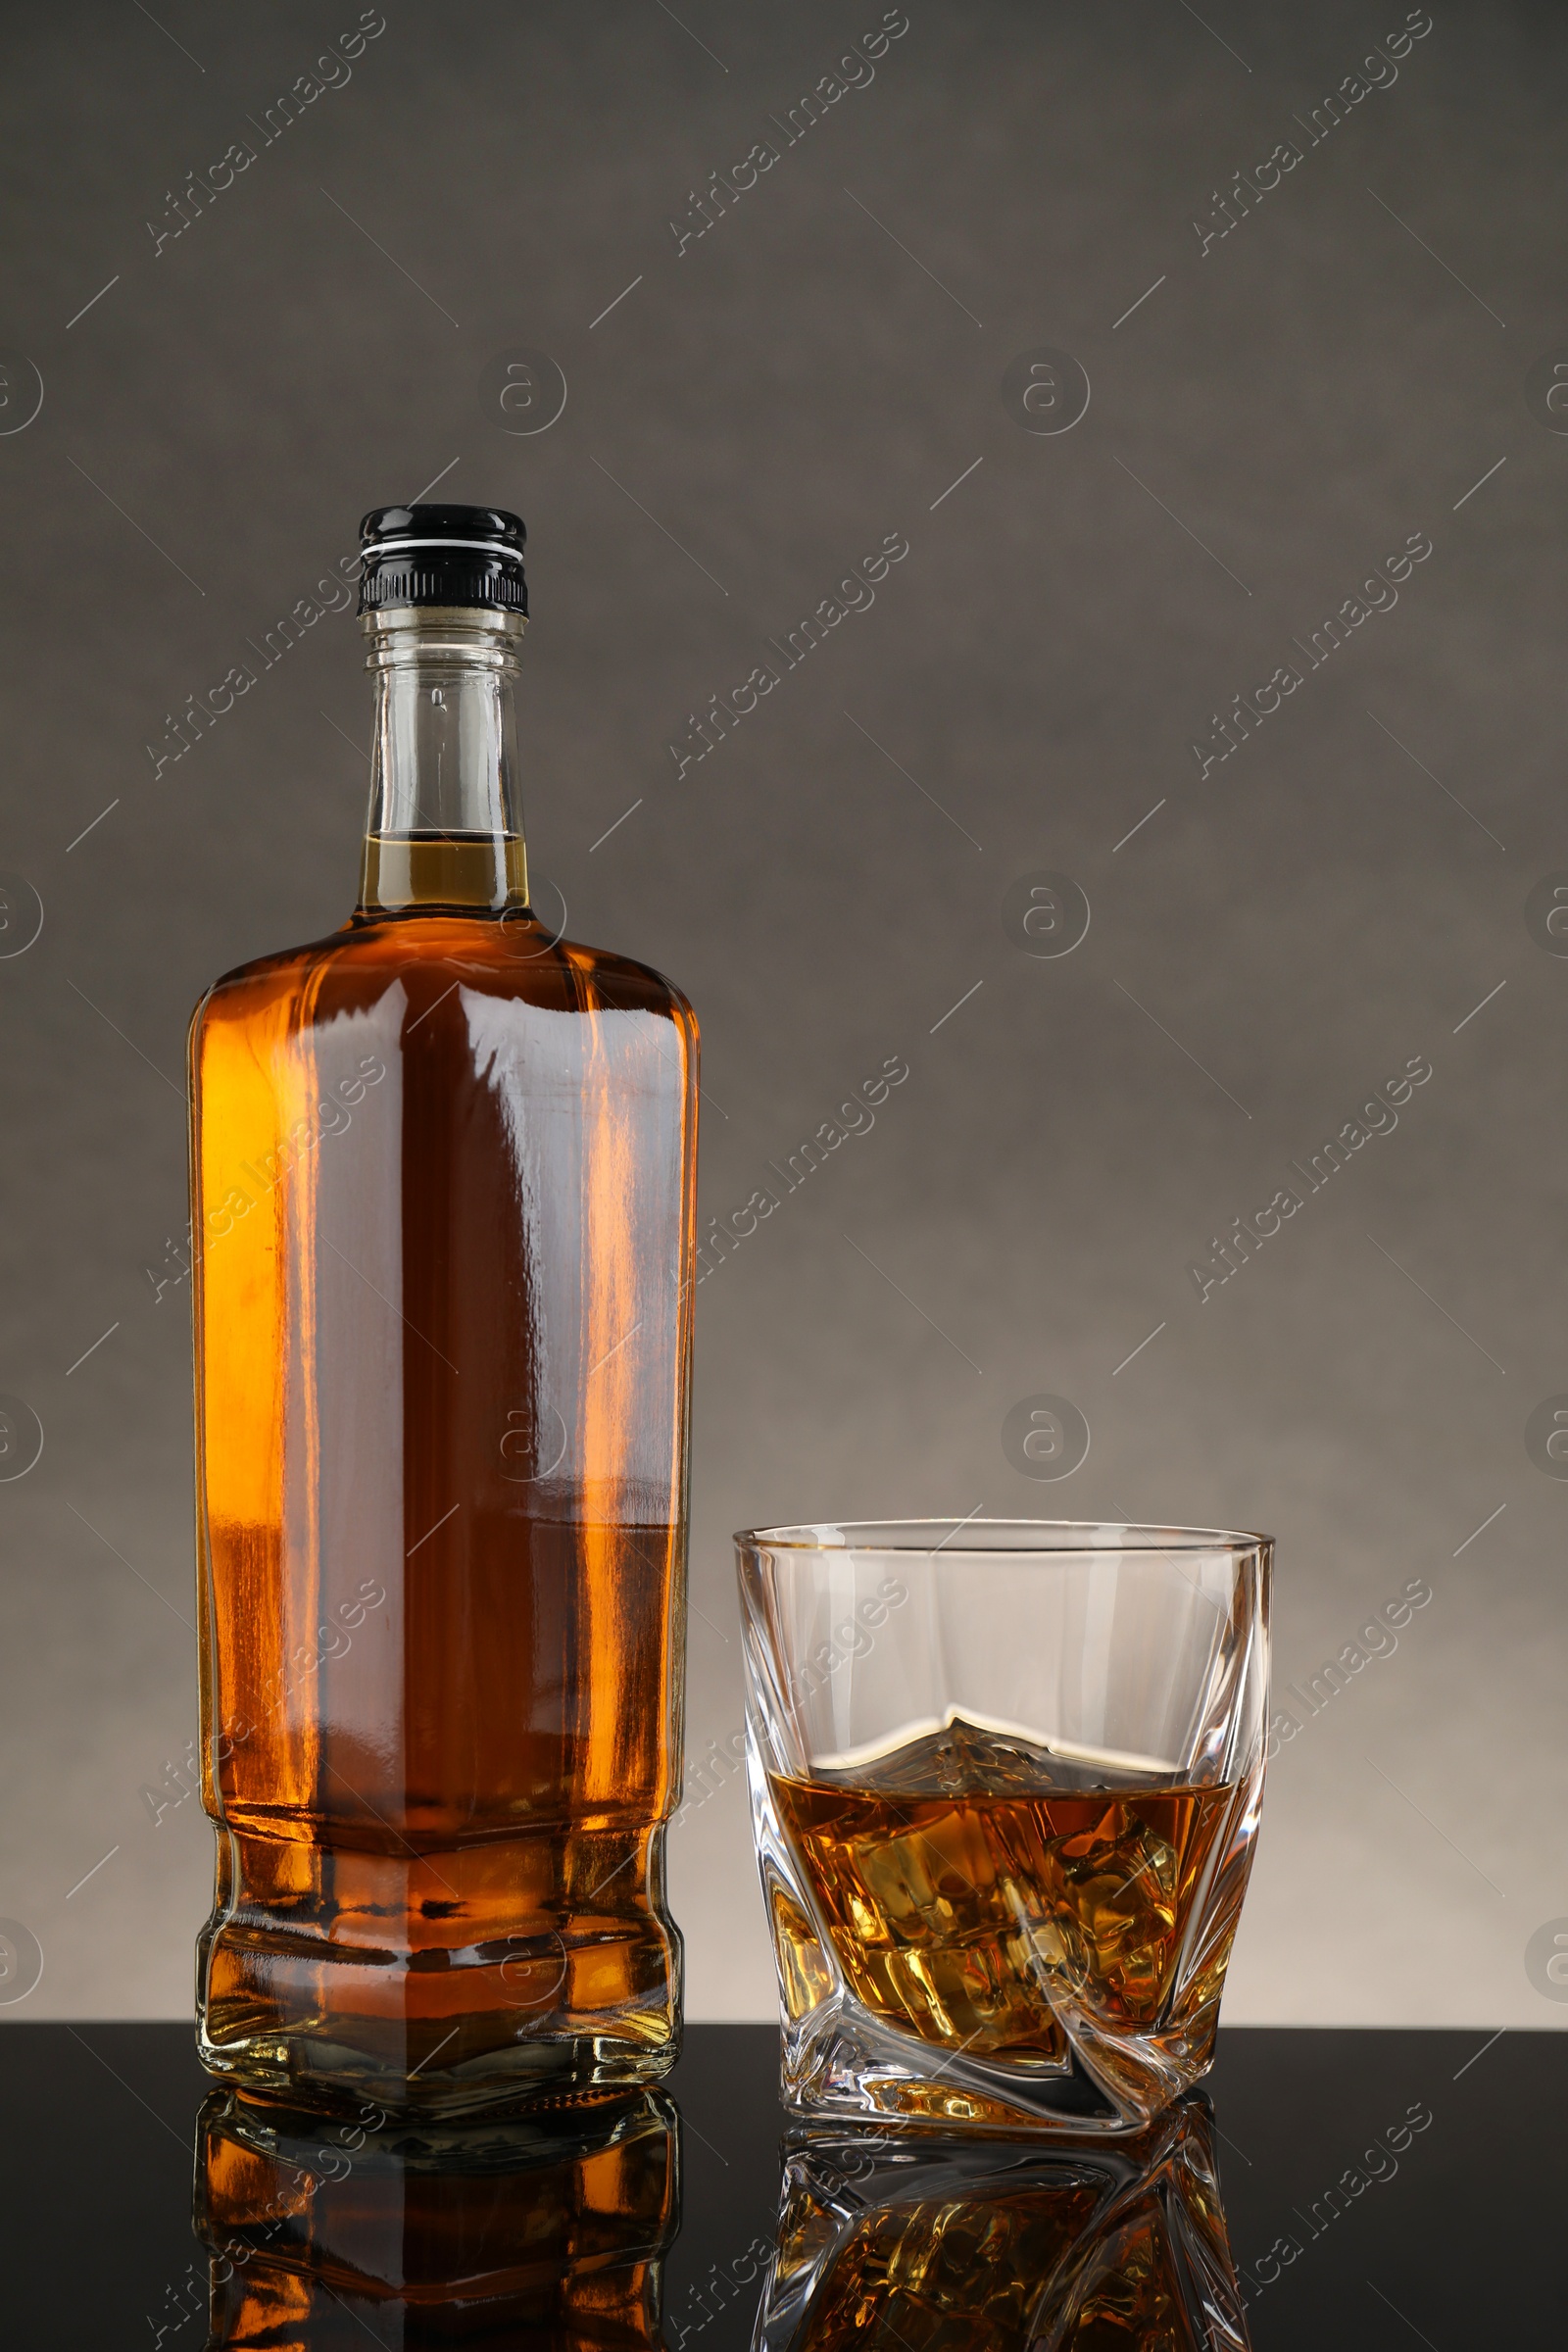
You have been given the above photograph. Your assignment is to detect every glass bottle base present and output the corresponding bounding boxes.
[196,1825,681,2120]
[197,2020,678,2122]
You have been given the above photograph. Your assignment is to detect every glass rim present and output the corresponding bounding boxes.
[734,1516,1272,1556]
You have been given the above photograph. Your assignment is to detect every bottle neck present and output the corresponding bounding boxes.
[357,606,528,916]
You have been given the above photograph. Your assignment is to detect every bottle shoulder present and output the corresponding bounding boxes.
[192,911,697,1043]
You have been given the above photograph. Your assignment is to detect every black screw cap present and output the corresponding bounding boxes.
[358,504,527,615]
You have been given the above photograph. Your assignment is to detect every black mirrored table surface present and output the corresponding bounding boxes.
[3,2023,1559,2346]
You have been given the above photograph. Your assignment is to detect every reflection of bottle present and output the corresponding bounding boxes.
[190,507,698,2115]
[756,2095,1250,2350]
[196,2082,679,2347]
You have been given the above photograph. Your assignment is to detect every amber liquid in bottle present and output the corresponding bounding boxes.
[190,600,697,2116]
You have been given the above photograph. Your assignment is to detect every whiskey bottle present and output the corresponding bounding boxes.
[189,506,698,2116]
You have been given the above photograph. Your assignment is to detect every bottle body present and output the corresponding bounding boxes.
[191,908,697,2115]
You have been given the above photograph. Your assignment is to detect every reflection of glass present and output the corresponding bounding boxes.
[737,1522,1270,2132]
[195,2083,678,2346]
[758,2095,1249,2350]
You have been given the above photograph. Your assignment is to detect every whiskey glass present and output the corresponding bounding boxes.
[736,1520,1271,2134]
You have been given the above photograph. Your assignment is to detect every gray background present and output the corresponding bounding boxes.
[1,0,1564,2029]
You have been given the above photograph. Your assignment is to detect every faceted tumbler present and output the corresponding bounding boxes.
[736,1520,1271,2133]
